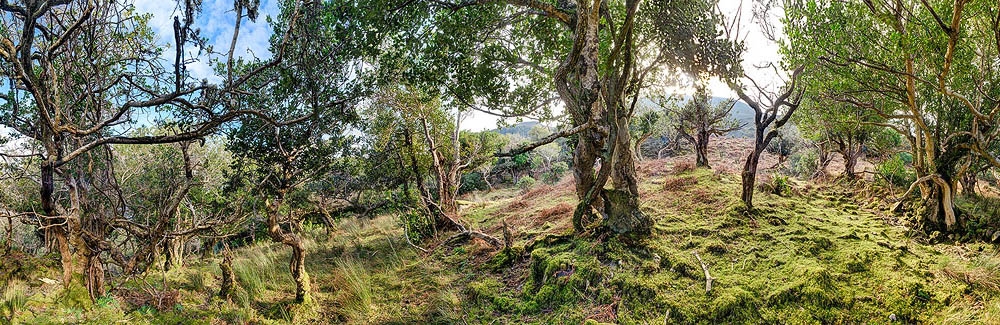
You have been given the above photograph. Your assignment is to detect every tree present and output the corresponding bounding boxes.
[422,0,740,237]
[0,0,306,298]
[630,109,664,162]
[783,0,1000,231]
[113,136,237,273]
[727,66,805,210]
[674,85,743,168]
[369,86,506,246]
[223,0,409,303]
[795,98,887,179]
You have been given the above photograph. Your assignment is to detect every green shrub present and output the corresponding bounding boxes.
[765,128,803,160]
[459,172,490,194]
[517,176,536,192]
[876,153,915,187]
[788,148,820,178]
[400,210,434,242]
[545,162,569,184]
[771,175,791,196]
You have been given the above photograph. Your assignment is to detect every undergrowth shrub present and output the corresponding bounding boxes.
[400,210,434,242]
[771,175,791,196]
[876,153,915,187]
[0,250,56,284]
[545,162,569,184]
[788,147,820,179]
[459,172,490,194]
[757,174,791,196]
[765,127,803,163]
[517,176,536,192]
[956,195,1000,241]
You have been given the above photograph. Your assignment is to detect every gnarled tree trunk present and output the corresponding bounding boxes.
[741,150,762,209]
[219,248,236,301]
[266,190,311,303]
[695,129,710,168]
[960,172,977,196]
[163,238,185,272]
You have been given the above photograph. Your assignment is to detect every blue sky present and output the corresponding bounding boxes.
[134,0,280,82]
[132,0,782,132]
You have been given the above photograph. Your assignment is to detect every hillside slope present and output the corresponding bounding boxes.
[4,160,999,324]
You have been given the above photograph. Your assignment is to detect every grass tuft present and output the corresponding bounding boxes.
[334,256,374,321]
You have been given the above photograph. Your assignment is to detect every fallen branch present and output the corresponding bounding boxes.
[443,230,503,249]
[402,218,429,254]
[693,251,712,294]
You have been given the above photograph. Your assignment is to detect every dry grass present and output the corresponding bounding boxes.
[662,175,699,191]
[507,199,529,210]
[117,287,180,311]
[538,203,574,221]
[942,258,1000,293]
[637,159,671,177]
[522,185,554,200]
[672,160,696,174]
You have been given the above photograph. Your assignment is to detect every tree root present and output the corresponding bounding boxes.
[443,230,503,249]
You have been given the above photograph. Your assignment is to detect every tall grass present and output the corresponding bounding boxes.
[232,244,290,305]
[336,256,374,320]
[1,281,27,324]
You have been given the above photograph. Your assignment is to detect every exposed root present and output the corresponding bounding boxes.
[443,230,503,249]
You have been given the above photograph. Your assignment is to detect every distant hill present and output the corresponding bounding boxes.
[495,121,542,138]
[722,98,756,139]
[638,96,756,139]
[494,97,757,139]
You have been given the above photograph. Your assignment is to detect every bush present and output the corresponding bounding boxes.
[771,175,792,196]
[766,127,803,159]
[876,153,915,187]
[788,147,820,179]
[459,172,490,194]
[517,176,536,192]
[400,210,434,242]
[545,162,569,184]
[866,128,903,159]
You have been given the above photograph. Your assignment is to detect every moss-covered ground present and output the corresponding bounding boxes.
[4,161,1000,324]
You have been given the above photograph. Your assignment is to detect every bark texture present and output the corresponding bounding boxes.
[266,191,311,303]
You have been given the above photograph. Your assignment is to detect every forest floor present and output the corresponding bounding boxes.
[4,141,1000,324]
